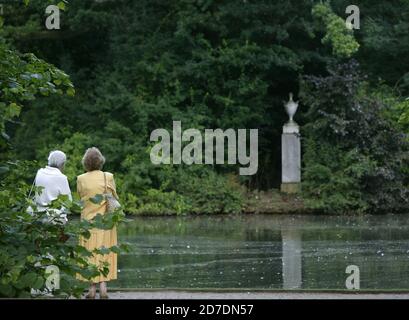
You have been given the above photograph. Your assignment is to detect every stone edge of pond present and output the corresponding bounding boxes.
[106,288,409,294]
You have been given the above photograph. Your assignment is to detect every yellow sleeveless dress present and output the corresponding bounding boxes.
[76,170,118,283]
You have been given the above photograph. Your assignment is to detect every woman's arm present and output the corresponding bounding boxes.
[61,176,72,201]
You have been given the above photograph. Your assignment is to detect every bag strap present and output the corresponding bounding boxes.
[103,171,107,194]
[28,175,36,199]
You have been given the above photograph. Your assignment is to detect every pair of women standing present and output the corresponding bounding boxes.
[34,147,118,299]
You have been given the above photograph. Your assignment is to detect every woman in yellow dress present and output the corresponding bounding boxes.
[77,147,118,299]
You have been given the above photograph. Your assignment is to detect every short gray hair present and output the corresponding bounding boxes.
[82,147,105,171]
[48,150,67,169]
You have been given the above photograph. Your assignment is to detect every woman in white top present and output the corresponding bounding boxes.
[34,150,72,224]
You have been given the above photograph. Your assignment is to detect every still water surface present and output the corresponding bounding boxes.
[111,214,409,290]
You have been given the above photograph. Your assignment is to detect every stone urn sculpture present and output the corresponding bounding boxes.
[281,92,301,194]
[284,93,299,124]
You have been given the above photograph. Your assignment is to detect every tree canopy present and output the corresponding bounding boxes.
[1,0,408,214]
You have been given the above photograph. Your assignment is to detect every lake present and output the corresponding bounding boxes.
[110,214,409,291]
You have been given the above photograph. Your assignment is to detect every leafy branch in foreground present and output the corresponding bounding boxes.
[0,161,128,298]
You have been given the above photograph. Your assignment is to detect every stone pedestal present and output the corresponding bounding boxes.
[281,121,301,193]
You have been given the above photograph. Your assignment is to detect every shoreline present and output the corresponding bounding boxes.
[84,290,409,299]
[70,189,407,217]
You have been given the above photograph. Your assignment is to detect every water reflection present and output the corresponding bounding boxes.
[282,228,302,289]
[112,214,409,290]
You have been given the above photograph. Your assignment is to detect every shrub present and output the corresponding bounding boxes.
[301,60,409,213]
[122,165,243,215]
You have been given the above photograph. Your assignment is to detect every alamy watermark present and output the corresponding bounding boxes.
[346,5,360,30]
[2,3,360,31]
[0,2,60,29]
[45,265,60,291]
[345,265,360,290]
[31,264,60,296]
[45,5,60,30]
[150,121,258,176]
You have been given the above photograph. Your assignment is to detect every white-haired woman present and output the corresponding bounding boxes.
[34,150,72,224]
[76,147,118,299]
[30,150,72,296]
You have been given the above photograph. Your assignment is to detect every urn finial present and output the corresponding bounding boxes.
[284,92,299,123]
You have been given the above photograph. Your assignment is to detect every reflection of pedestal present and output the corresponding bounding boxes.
[281,121,301,193]
[281,228,302,289]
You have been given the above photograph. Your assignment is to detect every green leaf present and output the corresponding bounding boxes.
[66,87,75,96]
[2,132,10,140]
[57,1,66,11]
[18,272,37,288]
[120,243,131,253]
[32,276,44,290]
[8,103,22,118]
[90,194,104,204]
[109,245,121,254]
[0,166,10,174]
[0,284,14,297]
[94,247,110,255]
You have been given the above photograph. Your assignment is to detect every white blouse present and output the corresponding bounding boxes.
[34,166,72,223]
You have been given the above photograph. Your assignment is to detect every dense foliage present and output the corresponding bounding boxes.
[1,0,408,215]
[301,61,409,213]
